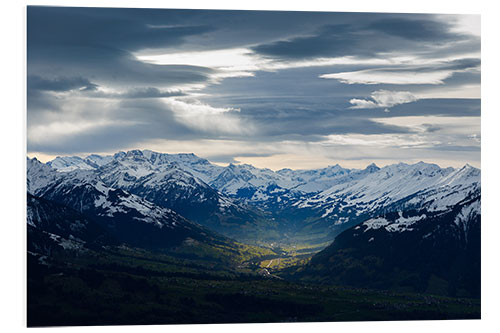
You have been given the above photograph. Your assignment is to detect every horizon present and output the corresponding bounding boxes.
[26,148,481,171]
[27,8,480,171]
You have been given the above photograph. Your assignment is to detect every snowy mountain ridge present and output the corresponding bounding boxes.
[44,150,480,203]
[30,150,480,242]
[294,161,480,223]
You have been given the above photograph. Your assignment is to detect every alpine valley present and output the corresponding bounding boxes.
[27,150,481,326]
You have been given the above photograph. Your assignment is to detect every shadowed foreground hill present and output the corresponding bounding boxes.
[292,196,481,298]
[27,243,480,327]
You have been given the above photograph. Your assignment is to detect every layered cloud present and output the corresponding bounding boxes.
[320,58,480,85]
[26,7,481,168]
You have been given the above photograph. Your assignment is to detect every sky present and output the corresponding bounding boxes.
[26,7,481,170]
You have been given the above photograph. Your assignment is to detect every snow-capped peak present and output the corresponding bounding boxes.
[47,156,95,172]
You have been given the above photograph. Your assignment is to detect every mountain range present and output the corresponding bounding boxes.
[35,150,480,241]
[27,149,481,298]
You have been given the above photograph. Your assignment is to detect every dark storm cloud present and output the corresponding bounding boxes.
[28,75,99,92]
[29,45,214,88]
[252,24,365,59]
[27,6,215,89]
[27,6,215,51]
[367,18,461,41]
[251,16,472,60]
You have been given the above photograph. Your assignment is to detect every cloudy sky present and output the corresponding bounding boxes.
[27,7,480,169]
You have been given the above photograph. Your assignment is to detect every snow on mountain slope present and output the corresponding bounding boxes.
[209,163,357,202]
[30,154,275,241]
[45,150,236,211]
[45,151,356,202]
[47,149,224,181]
[95,151,254,218]
[363,212,428,233]
[142,150,225,183]
[27,157,61,194]
[393,164,480,213]
[277,164,352,192]
[46,154,114,172]
[359,196,481,242]
[47,156,95,172]
[92,187,190,229]
[296,162,479,222]
[97,150,212,191]
[303,195,481,297]
[29,160,189,230]
[27,193,111,251]
[454,197,481,243]
[84,154,114,168]
[37,151,480,242]
[209,163,292,198]
[45,152,480,211]
[279,161,481,241]
[28,158,233,249]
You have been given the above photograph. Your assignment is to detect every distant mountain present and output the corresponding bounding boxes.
[47,154,113,172]
[45,150,352,202]
[33,152,277,242]
[46,150,223,181]
[295,195,480,298]
[291,162,480,238]
[38,150,481,245]
[95,150,273,240]
[27,158,237,250]
[277,164,352,192]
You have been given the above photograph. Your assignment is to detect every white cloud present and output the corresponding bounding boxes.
[136,48,258,72]
[444,14,481,37]
[136,48,395,73]
[320,68,455,85]
[135,48,408,89]
[163,98,251,135]
[349,90,418,109]
[415,84,481,99]
[323,133,428,148]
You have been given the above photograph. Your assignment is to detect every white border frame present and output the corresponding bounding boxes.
[2,1,498,332]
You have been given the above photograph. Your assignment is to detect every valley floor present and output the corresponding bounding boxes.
[27,245,480,327]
